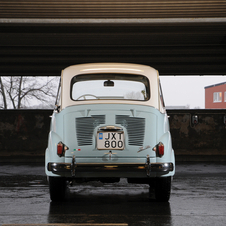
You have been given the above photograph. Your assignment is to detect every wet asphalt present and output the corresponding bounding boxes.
[0,162,226,226]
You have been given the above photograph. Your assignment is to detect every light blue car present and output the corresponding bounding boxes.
[45,63,175,202]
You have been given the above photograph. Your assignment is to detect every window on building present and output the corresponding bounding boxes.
[213,92,222,103]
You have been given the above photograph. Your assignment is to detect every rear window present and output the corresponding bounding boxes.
[71,73,150,101]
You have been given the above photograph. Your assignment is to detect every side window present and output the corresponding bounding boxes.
[159,80,165,108]
[55,78,61,111]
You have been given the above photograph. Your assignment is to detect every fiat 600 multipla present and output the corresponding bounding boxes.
[45,63,175,202]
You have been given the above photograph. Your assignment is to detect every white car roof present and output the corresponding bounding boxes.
[60,63,164,112]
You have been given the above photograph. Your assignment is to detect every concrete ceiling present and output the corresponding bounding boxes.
[0,0,226,76]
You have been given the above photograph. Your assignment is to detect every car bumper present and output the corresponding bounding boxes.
[47,161,174,177]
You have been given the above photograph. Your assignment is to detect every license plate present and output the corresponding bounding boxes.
[97,131,124,150]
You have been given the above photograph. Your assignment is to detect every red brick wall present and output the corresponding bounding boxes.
[205,83,226,109]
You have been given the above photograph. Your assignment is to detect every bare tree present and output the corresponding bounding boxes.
[0,77,7,109]
[0,76,59,109]
[124,91,144,100]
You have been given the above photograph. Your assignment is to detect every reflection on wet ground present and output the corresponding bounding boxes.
[0,162,226,225]
[48,180,172,225]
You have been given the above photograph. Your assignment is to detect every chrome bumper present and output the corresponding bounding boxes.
[47,160,174,177]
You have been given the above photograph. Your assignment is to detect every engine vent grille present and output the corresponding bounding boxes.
[76,115,105,146]
[116,115,145,146]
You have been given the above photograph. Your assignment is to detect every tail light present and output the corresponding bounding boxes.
[158,142,164,156]
[152,142,164,157]
[57,142,68,157]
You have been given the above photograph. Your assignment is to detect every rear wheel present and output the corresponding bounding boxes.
[154,176,172,202]
[49,176,67,202]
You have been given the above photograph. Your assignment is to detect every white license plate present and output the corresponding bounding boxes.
[97,131,124,150]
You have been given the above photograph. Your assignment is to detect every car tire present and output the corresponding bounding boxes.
[154,176,171,202]
[49,176,67,202]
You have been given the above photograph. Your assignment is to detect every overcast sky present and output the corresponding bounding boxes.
[29,75,225,109]
[160,76,226,109]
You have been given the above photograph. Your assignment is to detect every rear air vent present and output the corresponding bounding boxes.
[116,115,145,146]
[76,115,105,146]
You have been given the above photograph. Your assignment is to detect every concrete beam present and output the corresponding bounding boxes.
[1,18,226,24]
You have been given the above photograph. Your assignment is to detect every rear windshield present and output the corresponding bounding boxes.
[71,73,150,101]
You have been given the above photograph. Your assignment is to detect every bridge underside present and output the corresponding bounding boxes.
[0,0,226,76]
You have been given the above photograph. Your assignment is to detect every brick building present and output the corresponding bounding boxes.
[205,82,226,109]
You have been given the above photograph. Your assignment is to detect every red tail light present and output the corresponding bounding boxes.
[57,142,69,157]
[158,142,164,156]
[57,142,64,156]
[152,142,164,157]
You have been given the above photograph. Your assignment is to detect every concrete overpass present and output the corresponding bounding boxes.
[0,0,226,76]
